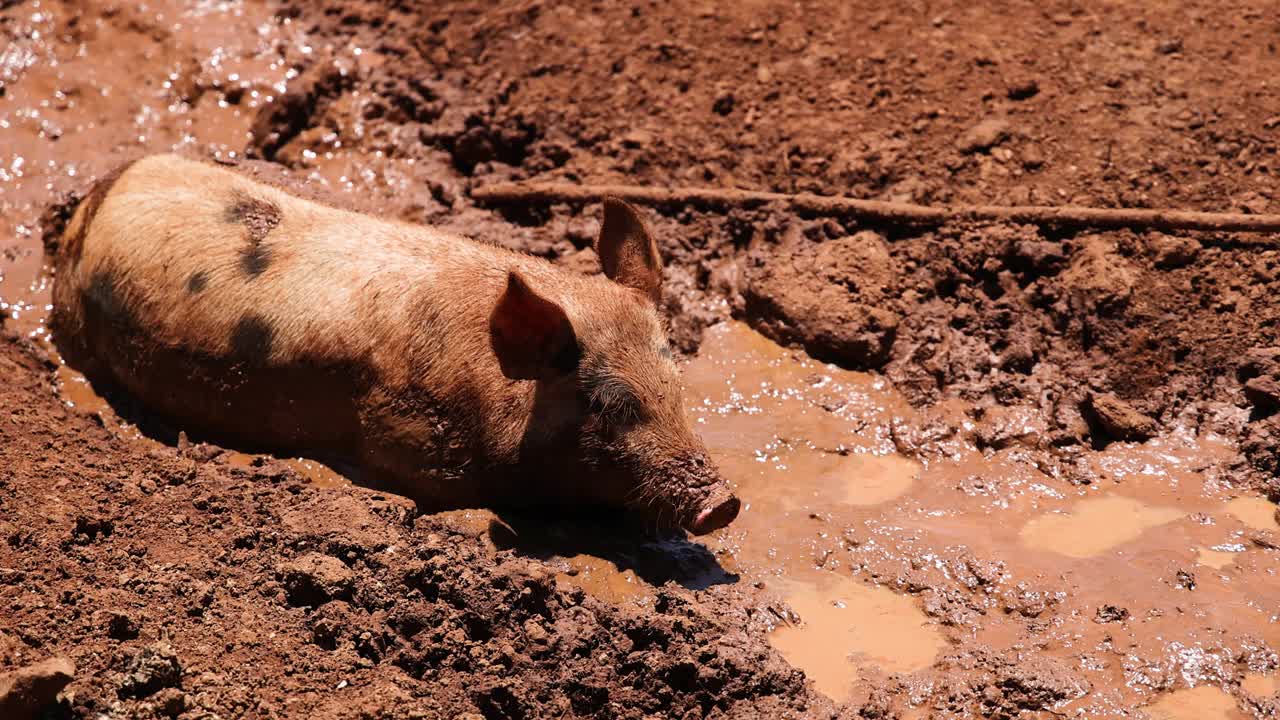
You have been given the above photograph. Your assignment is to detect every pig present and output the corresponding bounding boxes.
[50,154,740,535]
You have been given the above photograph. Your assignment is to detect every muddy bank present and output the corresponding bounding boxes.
[0,334,828,719]
[3,0,1280,718]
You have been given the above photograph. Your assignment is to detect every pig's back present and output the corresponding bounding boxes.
[50,154,505,450]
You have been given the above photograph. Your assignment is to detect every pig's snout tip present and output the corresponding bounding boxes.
[686,493,741,536]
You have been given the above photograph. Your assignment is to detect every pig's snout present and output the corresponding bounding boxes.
[686,489,740,535]
[629,450,739,535]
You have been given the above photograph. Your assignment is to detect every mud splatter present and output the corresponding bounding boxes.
[226,190,281,277]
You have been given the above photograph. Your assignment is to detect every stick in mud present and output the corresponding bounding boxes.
[471,181,1280,234]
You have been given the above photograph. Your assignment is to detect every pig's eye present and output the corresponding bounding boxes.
[586,377,643,425]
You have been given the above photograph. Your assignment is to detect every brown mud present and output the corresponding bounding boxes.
[2,0,1280,718]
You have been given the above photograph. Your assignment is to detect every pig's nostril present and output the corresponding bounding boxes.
[686,493,741,536]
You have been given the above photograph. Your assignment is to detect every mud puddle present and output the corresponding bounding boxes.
[1144,685,1248,720]
[677,322,1279,713]
[768,575,945,700]
[554,555,648,604]
[222,450,351,489]
[1019,496,1185,559]
[1244,673,1278,697]
[682,322,942,701]
[1226,496,1280,531]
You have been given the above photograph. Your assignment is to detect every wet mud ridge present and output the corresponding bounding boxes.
[3,0,1280,718]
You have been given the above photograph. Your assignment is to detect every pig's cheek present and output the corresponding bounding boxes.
[596,418,629,449]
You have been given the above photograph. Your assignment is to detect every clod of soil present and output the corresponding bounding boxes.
[1085,392,1160,443]
[744,231,900,368]
[0,656,75,720]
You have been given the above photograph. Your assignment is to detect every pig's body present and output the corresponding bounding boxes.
[51,155,739,533]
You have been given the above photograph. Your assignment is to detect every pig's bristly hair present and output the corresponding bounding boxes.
[623,458,708,533]
[625,478,668,532]
[56,154,736,533]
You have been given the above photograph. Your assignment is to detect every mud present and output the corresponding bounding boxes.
[3,0,1280,718]
[1018,496,1185,559]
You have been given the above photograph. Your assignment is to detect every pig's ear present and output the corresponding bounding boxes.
[596,197,663,303]
[490,271,580,380]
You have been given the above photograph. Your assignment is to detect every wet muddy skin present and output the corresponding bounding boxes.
[4,0,1280,718]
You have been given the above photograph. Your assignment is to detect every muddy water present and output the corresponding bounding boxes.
[674,322,1280,713]
[54,363,109,415]
[556,555,648,605]
[1019,496,1184,558]
[470,319,1280,710]
[769,575,945,700]
[1243,673,1278,697]
[683,320,922,574]
[1226,496,1280,531]
[222,451,351,489]
[681,322,941,700]
[1196,547,1240,569]
[1143,685,1247,720]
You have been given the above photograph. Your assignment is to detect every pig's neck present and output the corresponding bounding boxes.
[359,248,588,474]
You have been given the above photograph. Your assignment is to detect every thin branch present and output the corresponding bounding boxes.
[471,181,1280,233]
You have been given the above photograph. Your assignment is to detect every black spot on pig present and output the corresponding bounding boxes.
[83,269,136,330]
[241,243,271,277]
[225,189,281,277]
[187,271,209,294]
[229,315,275,365]
[63,158,139,263]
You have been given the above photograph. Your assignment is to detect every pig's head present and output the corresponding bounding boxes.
[489,198,740,535]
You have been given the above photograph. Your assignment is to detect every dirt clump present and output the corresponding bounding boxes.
[744,229,901,369]
[279,553,358,607]
[0,656,75,720]
[1085,392,1160,443]
[118,643,182,700]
